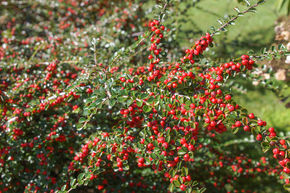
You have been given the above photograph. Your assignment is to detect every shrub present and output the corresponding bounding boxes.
[0,0,289,193]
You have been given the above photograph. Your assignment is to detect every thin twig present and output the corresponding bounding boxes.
[159,1,169,22]
[109,36,147,66]
[212,0,266,36]
[93,42,97,66]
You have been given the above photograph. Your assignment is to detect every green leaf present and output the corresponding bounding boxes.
[143,105,152,113]
[173,179,180,187]
[77,173,86,184]
[190,138,195,145]
[234,7,240,13]
[287,161,290,168]
[147,96,155,104]
[136,100,143,107]
[185,100,191,108]
[118,96,127,103]
[182,167,188,176]
[244,0,250,6]
[199,187,206,193]
[79,117,86,123]
[166,134,171,143]
[169,183,174,192]
[283,183,290,191]
[70,178,76,187]
[261,142,270,153]
[109,99,116,107]
[192,181,198,186]
[140,93,148,99]
[83,108,90,116]
[61,185,67,191]
[232,127,239,134]
[127,99,133,106]
[151,153,157,159]
[178,147,187,155]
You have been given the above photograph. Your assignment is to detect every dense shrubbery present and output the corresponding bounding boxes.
[0,0,289,193]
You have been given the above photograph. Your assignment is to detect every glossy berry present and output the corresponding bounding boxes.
[256,134,262,141]
[248,113,255,119]
[180,184,186,191]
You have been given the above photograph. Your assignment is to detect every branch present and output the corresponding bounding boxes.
[212,0,266,36]
[159,1,169,22]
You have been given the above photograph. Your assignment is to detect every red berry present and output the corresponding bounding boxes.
[138,157,144,163]
[256,134,262,141]
[155,29,161,34]
[283,167,290,174]
[280,139,286,145]
[248,113,255,119]
[174,156,179,163]
[183,154,189,161]
[117,161,123,168]
[257,120,264,126]
[268,127,275,133]
[225,95,231,100]
[241,55,249,60]
[180,184,186,191]
[235,121,242,127]
[147,143,154,150]
[279,151,285,157]
[273,148,279,155]
[242,60,249,66]
[243,125,250,132]
[153,49,160,55]
[180,138,187,145]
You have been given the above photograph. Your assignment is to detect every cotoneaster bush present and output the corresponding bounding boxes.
[0,0,289,193]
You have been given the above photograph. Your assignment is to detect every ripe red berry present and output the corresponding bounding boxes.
[86,88,93,94]
[235,121,242,127]
[138,157,144,163]
[268,127,275,133]
[183,154,189,161]
[243,125,250,132]
[242,59,249,66]
[257,120,264,126]
[174,156,179,163]
[256,134,262,141]
[185,175,191,181]
[147,143,154,150]
[279,151,285,157]
[180,184,186,191]
[273,148,279,155]
[280,139,286,145]
[180,138,187,145]
[153,49,160,55]
[248,113,255,119]
[117,161,123,167]
[283,167,290,174]
[225,95,231,101]
[241,55,249,60]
